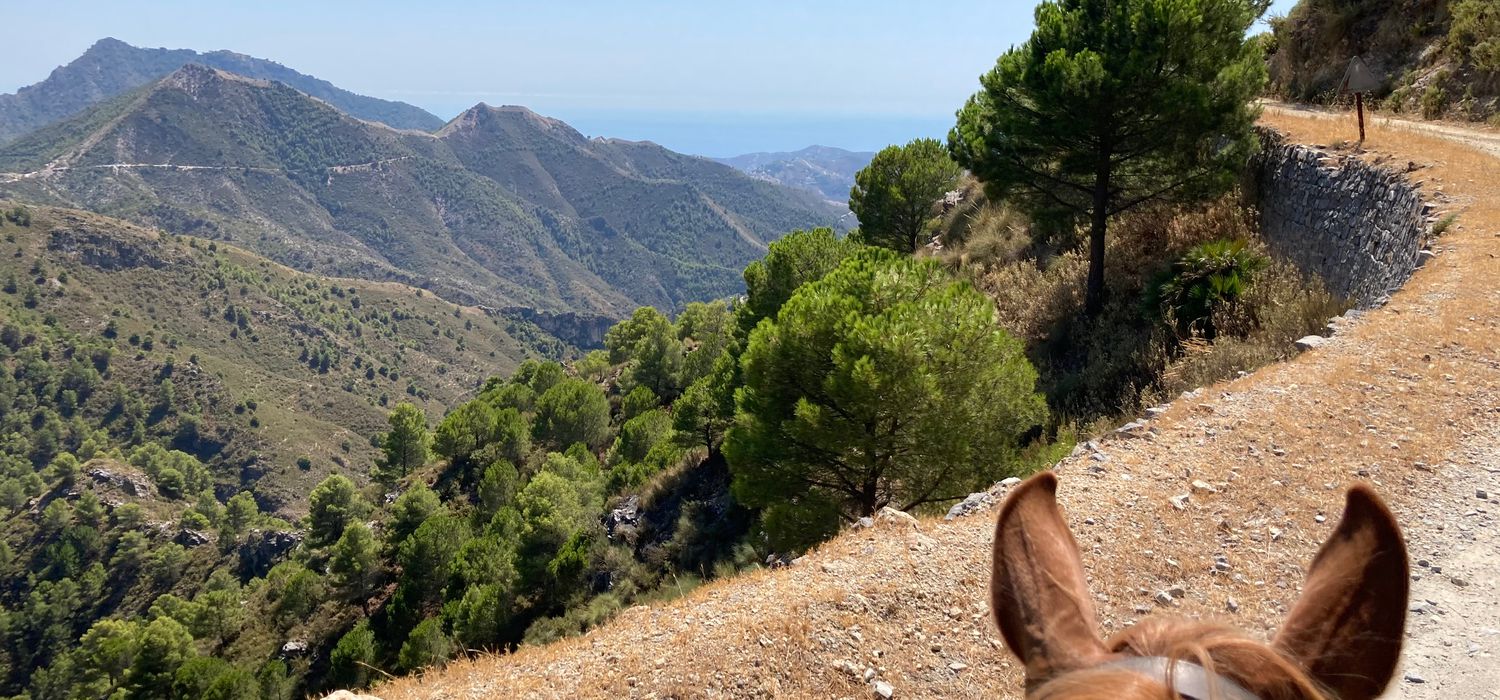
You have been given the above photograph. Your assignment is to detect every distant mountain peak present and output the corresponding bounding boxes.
[160,63,271,93]
[0,73,845,318]
[86,36,132,51]
[0,38,445,143]
[716,145,874,205]
[440,102,587,144]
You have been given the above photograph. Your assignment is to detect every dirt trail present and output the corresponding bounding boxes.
[0,156,414,183]
[372,111,1500,699]
[1263,102,1500,159]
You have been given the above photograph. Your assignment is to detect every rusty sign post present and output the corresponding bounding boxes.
[1339,57,1381,143]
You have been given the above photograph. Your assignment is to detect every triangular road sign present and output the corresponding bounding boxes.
[1341,56,1381,93]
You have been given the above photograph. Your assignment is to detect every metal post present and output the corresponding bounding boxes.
[1356,92,1366,143]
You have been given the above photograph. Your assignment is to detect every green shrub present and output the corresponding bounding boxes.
[1451,0,1500,72]
[398,617,452,672]
[1431,213,1459,236]
[1148,239,1269,338]
[328,621,377,687]
[1421,82,1448,119]
[1158,259,1345,396]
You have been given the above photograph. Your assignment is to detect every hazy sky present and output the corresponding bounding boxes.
[2,0,1299,156]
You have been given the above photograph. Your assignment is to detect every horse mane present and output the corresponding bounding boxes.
[1029,618,1330,700]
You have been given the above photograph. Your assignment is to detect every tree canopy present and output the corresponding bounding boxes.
[725,249,1047,529]
[950,0,1266,315]
[849,138,962,253]
[307,475,364,549]
[379,402,429,483]
[739,227,862,335]
[531,379,611,451]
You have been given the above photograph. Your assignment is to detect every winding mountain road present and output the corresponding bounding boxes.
[0,156,416,184]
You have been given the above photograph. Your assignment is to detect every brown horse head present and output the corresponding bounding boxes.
[991,472,1408,700]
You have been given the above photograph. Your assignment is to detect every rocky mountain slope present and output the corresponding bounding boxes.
[0,200,555,513]
[1267,0,1499,122]
[0,38,443,144]
[0,65,844,318]
[716,145,874,205]
[367,111,1500,699]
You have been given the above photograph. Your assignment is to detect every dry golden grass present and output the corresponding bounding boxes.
[368,110,1500,700]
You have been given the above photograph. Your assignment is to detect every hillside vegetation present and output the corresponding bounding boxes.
[0,217,1062,698]
[374,107,1499,700]
[1267,0,1500,121]
[0,66,844,319]
[932,180,1345,423]
[0,38,443,144]
[0,201,558,513]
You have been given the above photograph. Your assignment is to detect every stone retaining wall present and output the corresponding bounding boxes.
[1253,129,1433,308]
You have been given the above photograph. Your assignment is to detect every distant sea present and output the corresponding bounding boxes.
[427,105,954,159]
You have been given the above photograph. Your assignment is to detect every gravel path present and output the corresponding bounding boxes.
[1391,431,1500,699]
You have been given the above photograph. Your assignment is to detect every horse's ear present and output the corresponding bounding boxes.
[1275,485,1409,700]
[991,472,1109,688]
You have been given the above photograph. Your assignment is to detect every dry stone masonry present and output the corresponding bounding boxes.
[1254,129,1434,308]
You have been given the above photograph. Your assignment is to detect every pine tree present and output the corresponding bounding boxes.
[849,138,962,253]
[329,522,380,608]
[950,0,1266,315]
[726,250,1047,529]
[379,402,430,483]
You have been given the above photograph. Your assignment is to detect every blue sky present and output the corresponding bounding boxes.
[2,0,1298,156]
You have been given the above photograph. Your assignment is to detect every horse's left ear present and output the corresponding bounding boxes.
[991,472,1109,689]
[1275,485,1409,700]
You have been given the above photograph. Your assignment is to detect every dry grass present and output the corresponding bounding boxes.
[367,110,1500,700]
[947,191,1336,423]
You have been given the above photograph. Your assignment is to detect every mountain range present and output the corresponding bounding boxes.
[0,63,844,322]
[0,38,443,144]
[716,145,874,205]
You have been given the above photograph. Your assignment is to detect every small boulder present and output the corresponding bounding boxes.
[944,492,993,521]
[175,529,214,548]
[876,506,919,530]
[1294,335,1328,351]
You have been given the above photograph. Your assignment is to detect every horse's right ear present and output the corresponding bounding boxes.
[991,472,1109,689]
[1275,485,1409,700]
